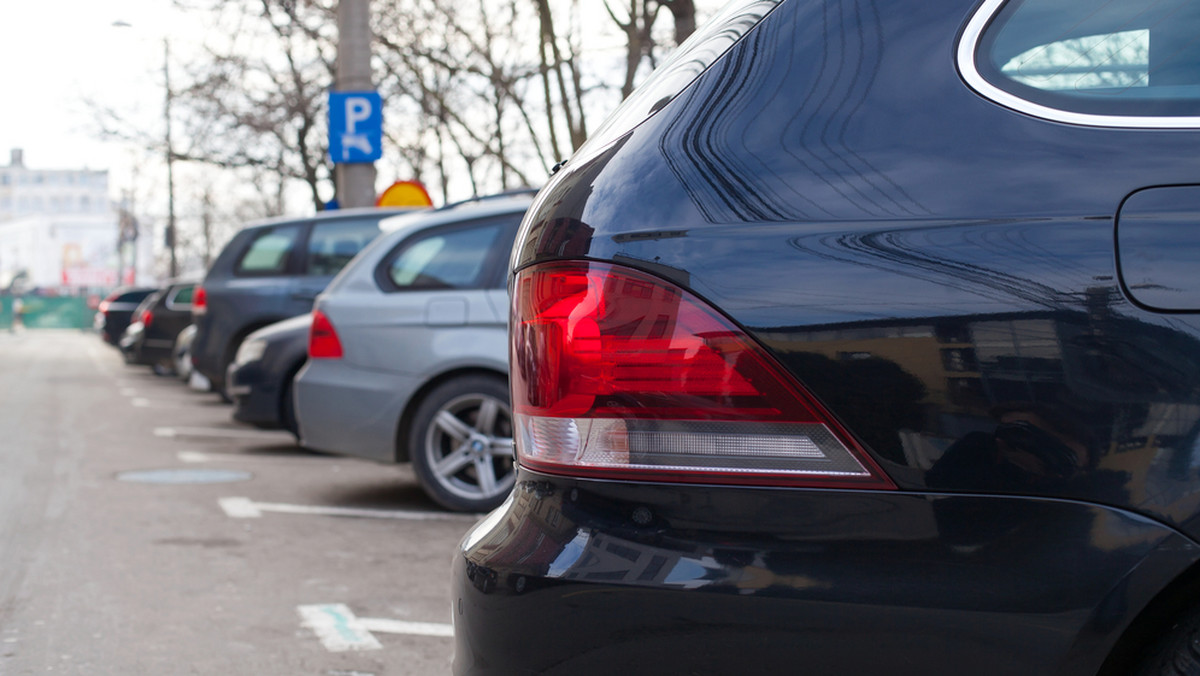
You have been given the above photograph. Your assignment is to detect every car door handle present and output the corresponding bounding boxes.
[291,293,317,302]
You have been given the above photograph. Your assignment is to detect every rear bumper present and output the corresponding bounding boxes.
[293,359,416,462]
[229,361,281,428]
[452,470,1200,676]
[190,316,226,389]
[135,341,174,367]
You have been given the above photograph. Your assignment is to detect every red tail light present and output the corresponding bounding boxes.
[308,310,343,359]
[192,286,207,315]
[98,291,119,315]
[510,261,895,489]
[141,310,153,327]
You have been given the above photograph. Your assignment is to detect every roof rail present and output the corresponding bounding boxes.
[437,187,539,212]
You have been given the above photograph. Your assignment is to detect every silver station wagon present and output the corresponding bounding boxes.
[293,191,532,512]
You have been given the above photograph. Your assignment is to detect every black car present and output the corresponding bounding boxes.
[120,278,198,373]
[94,287,156,346]
[453,0,1200,674]
[226,313,310,435]
[191,207,413,396]
[118,289,161,362]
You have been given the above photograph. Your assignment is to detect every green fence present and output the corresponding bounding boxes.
[0,296,94,330]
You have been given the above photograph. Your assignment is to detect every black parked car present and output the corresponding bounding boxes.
[94,287,156,346]
[191,207,413,397]
[454,1,1200,675]
[226,313,310,435]
[120,278,198,373]
[118,289,161,362]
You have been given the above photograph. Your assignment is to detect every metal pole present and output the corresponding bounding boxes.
[334,0,377,208]
[164,39,178,277]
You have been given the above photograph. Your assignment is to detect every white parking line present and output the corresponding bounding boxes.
[178,451,325,464]
[298,604,453,652]
[359,618,454,638]
[219,497,480,521]
[155,426,296,442]
[178,451,212,463]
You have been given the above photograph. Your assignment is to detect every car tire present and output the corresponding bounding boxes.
[1136,607,1200,676]
[407,375,515,513]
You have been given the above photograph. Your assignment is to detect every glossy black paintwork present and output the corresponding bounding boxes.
[512,0,1200,538]
[1117,186,1200,312]
[459,0,1200,672]
[455,471,1200,675]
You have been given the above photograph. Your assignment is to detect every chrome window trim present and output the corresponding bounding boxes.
[957,0,1200,129]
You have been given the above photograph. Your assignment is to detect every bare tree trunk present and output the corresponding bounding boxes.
[660,0,695,43]
[535,0,564,162]
[435,118,450,204]
[542,0,577,148]
[478,0,510,188]
[606,0,660,99]
[201,188,214,267]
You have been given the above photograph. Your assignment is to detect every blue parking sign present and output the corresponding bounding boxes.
[328,91,383,163]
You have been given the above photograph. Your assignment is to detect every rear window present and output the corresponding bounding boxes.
[306,219,381,276]
[117,289,152,303]
[970,0,1200,122]
[236,224,303,275]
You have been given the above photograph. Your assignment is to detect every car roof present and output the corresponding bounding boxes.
[319,191,536,296]
[237,206,419,232]
[376,190,535,240]
[162,275,202,287]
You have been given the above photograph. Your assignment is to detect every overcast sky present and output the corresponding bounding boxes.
[0,2,201,181]
[0,2,716,207]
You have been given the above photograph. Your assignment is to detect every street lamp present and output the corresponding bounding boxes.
[112,21,178,279]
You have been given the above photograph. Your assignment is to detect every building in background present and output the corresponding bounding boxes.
[0,149,152,294]
[0,148,110,221]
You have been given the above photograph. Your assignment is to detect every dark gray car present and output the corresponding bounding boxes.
[190,207,415,397]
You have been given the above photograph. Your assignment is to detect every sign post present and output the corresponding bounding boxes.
[331,0,377,209]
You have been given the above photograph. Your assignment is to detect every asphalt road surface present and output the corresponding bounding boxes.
[0,330,481,675]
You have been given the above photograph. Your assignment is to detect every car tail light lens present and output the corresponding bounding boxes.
[192,286,207,315]
[98,291,120,315]
[141,310,153,327]
[510,261,895,489]
[308,310,343,359]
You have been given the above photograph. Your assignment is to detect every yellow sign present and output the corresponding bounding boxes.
[377,180,433,208]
